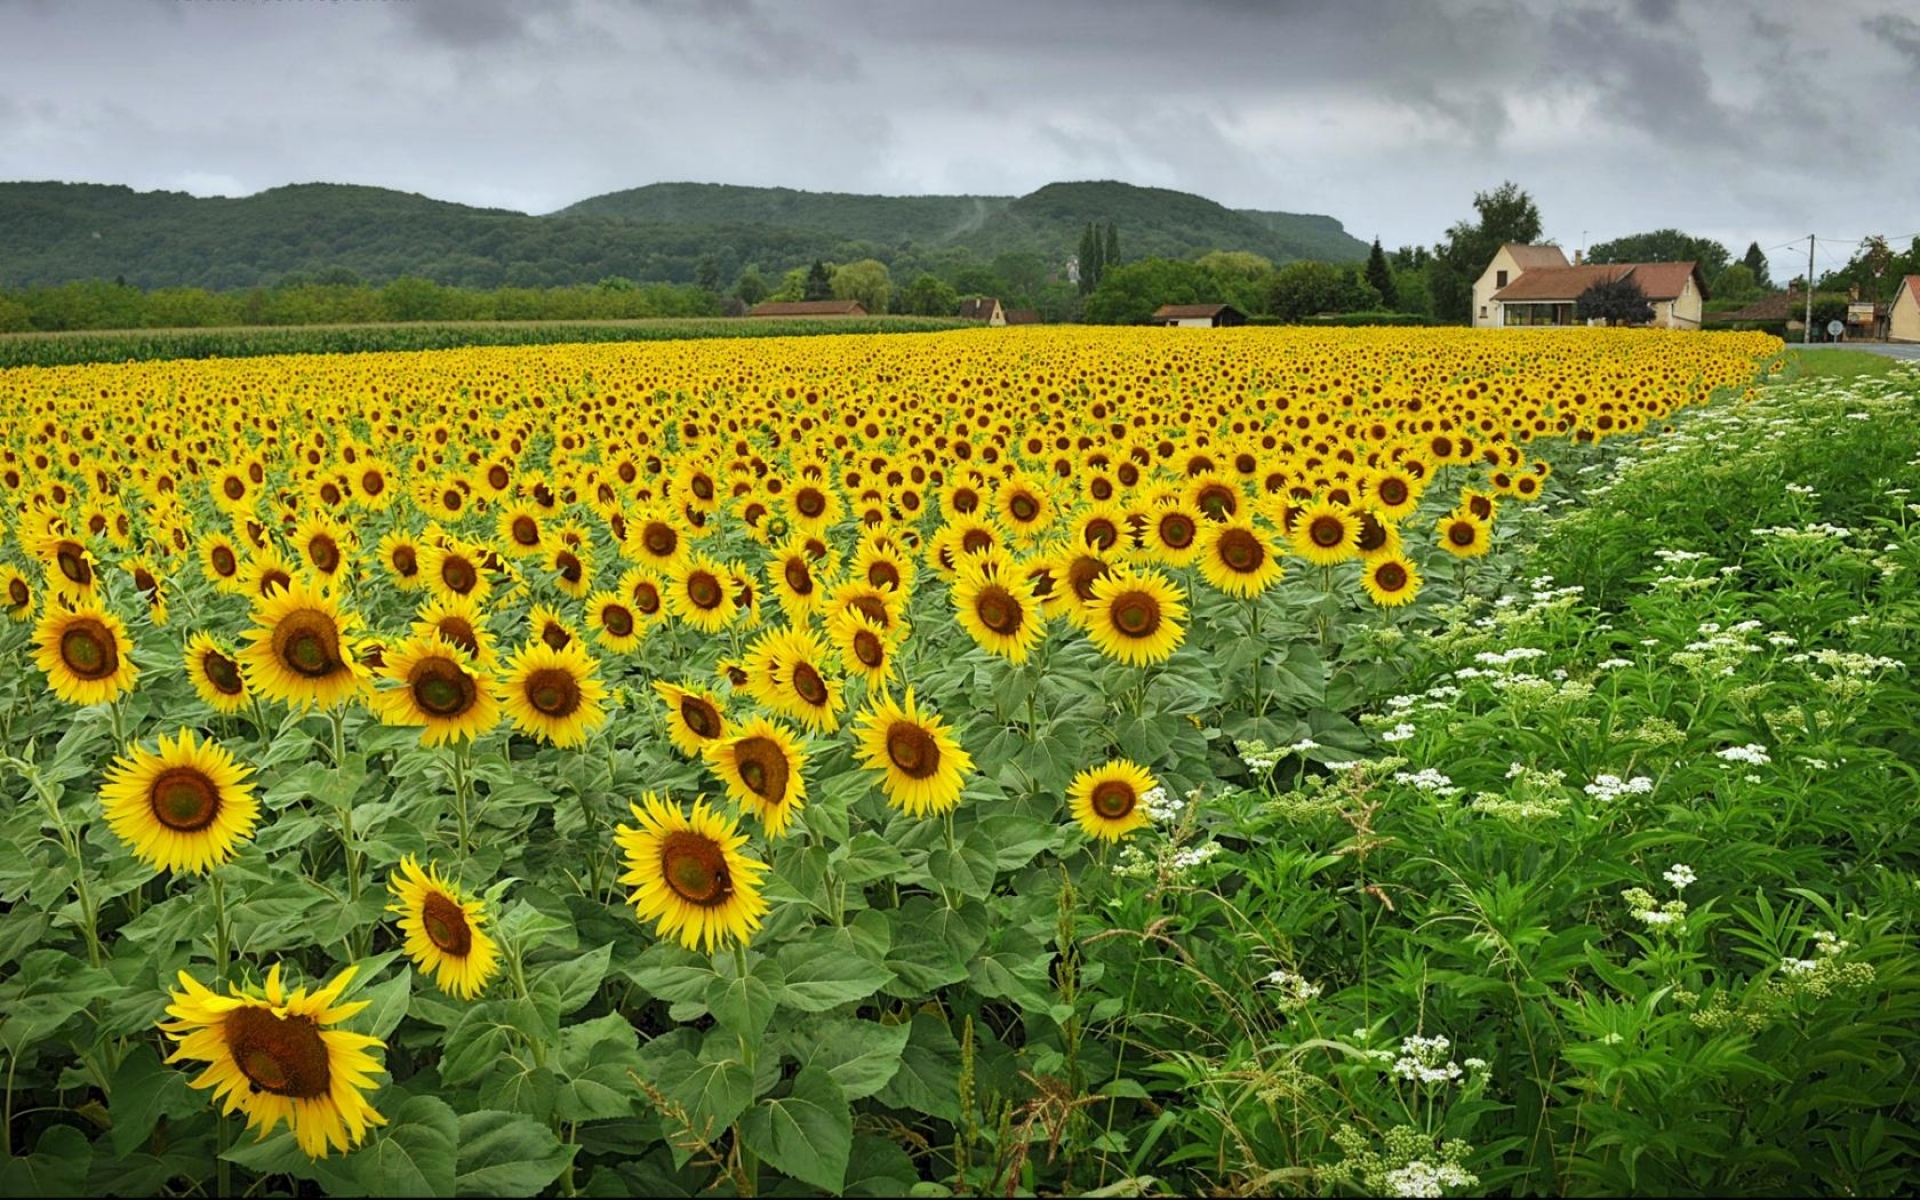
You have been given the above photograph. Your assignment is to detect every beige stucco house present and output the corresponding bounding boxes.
[1476,244,1708,329]
[1473,243,1570,327]
[1892,275,1920,343]
[959,297,1006,325]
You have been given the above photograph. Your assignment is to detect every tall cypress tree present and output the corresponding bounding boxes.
[1078,223,1102,295]
[1364,237,1399,310]
[1742,241,1772,289]
[1104,222,1119,274]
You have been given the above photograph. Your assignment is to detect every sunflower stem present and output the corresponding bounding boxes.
[108,696,127,747]
[732,940,760,1194]
[451,739,474,857]
[329,707,364,909]
[209,869,232,983]
[1247,594,1265,721]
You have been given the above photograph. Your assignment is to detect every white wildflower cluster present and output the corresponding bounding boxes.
[1622,886,1688,930]
[1139,785,1176,822]
[1474,765,1572,820]
[1170,843,1220,870]
[1393,768,1461,798]
[1715,743,1772,766]
[1473,646,1549,668]
[1391,1035,1469,1085]
[1235,739,1283,774]
[1784,482,1819,496]
[1329,1126,1479,1199]
[1583,773,1655,802]
[1381,722,1418,743]
[1653,548,1710,564]
[1261,968,1324,1012]
[1791,648,1905,675]
[1752,521,1853,543]
[1772,930,1875,1000]
[1662,863,1697,890]
[1595,657,1634,670]
[1112,838,1221,881]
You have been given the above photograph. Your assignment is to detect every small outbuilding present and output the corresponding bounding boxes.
[1892,276,1920,343]
[1003,308,1041,325]
[748,300,868,317]
[1151,303,1247,328]
[959,297,1006,325]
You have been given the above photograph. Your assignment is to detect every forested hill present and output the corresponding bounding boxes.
[0,178,1368,291]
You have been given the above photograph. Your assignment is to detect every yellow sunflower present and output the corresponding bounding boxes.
[666,553,735,634]
[703,715,809,838]
[420,538,491,604]
[497,640,610,749]
[376,529,428,591]
[159,963,386,1160]
[615,793,769,954]
[1361,553,1423,607]
[851,687,973,818]
[412,592,497,668]
[742,625,845,733]
[951,557,1044,664]
[1290,499,1362,567]
[653,680,732,759]
[826,607,898,689]
[34,534,97,600]
[387,856,502,1000]
[1197,519,1285,599]
[527,602,579,652]
[0,564,33,621]
[1067,759,1157,842]
[33,602,138,706]
[200,530,246,593]
[586,591,645,654]
[1435,511,1492,558]
[99,728,259,874]
[372,634,500,746]
[1084,568,1187,667]
[237,577,368,712]
[184,631,250,714]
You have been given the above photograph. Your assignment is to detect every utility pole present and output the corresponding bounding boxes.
[1804,234,1815,344]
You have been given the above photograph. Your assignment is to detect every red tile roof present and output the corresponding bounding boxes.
[748,300,868,317]
[1152,303,1240,319]
[1492,262,1703,303]
[1503,243,1571,270]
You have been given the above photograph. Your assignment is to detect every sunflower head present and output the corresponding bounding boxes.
[703,716,809,838]
[238,577,368,712]
[615,793,769,954]
[498,639,610,749]
[387,857,501,1000]
[852,688,973,818]
[653,679,732,758]
[1068,759,1157,842]
[100,728,259,875]
[33,602,138,707]
[185,631,251,714]
[1085,568,1188,667]
[373,634,500,746]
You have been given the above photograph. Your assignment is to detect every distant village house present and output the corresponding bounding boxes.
[959,297,1005,325]
[748,299,868,318]
[1474,244,1708,329]
[1152,303,1246,328]
[1892,276,1920,343]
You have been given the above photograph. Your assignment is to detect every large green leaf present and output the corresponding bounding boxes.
[351,1095,459,1197]
[738,1066,852,1194]
[873,1012,962,1121]
[540,942,612,1015]
[657,1049,755,1137]
[454,1110,577,1196]
[775,939,894,1012]
[108,1041,202,1157]
[0,1124,93,1197]
[795,1017,911,1099]
[705,955,780,1040]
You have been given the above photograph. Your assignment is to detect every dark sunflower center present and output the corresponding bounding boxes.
[681,696,721,739]
[420,890,474,956]
[309,536,340,573]
[660,830,732,907]
[602,605,634,638]
[391,545,418,577]
[7,578,30,609]
[259,568,292,596]
[556,552,582,584]
[1448,521,1479,547]
[486,465,509,491]
[849,595,891,627]
[643,523,677,557]
[783,559,814,596]
[885,721,940,780]
[795,488,827,518]
[1468,495,1494,519]
[961,528,994,554]
[271,610,343,679]
[149,767,221,832]
[1090,780,1137,821]
[1374,562,1411,592]
[853,630,885,669]
[441,557,478,594]
[791,663,830,707]
[436,618,479,658]
[225,1008,331,1099]
[511,516,540,546]
[1355,514,1389,554]
[1218,529,1264,573]
[633,583,662,614]
[526,667,581,717]
[686,572,723,610]
[1159,512,1196,549]
[441,488,463,513]
[203,650,245,695]
[223,477,246,501]
[211,546,238,577]
[361,470,386,496]
[1112,591,1161,637]
[410,658,477,718]
[540,622,571,651]
[976,586,1024,636]
[1197,485,1237,519]
[867,560,900,590]
[691,474,715,501]
[952,487,979,514]
[1009,493,1039,523]
[1309,515,1348,548]
[55,543,91,586]
[1377,478,1410,506]
[1084,518,1119,549]
[1067,558,1111,602]
[59,619,119,680]
[133,567,159,595]
[733,736,790,803]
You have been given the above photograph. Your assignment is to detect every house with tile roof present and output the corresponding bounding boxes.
[1151,303,1246,328]
[959,297,1006,325]
[1892,276,1920,343]
[748,299,868,317]
[1475,244,1708,329]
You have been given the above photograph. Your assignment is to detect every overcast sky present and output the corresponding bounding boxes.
[4,0,1917,276]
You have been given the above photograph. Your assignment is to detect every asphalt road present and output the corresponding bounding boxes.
[1789,341,1920,361]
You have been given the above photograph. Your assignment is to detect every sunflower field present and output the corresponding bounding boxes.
[11,327,1919,1197]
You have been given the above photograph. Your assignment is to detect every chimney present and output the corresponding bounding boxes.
[1573,249,1583,266]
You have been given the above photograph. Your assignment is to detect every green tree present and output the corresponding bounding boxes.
[989,252,1049,303]
[1267,261,1378,322]
[1364,238,1399,310]
[830,259,892,314]
[734,267,768,307]
[1104,221,1119,272]
[380,276,453,322]
[1709,263,1761,306]
[803,260,834,301]
[1586,229,1731,278]
[1575,276,1653,326]
[1082,257,1213,324]
[1077,224,1098,295]
[1427,181,1543,323]
[0,294,30,333]
[899,274,960,316]
[1742,241,1772,289]
[769,267,808,303]
[694,254,722,293]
